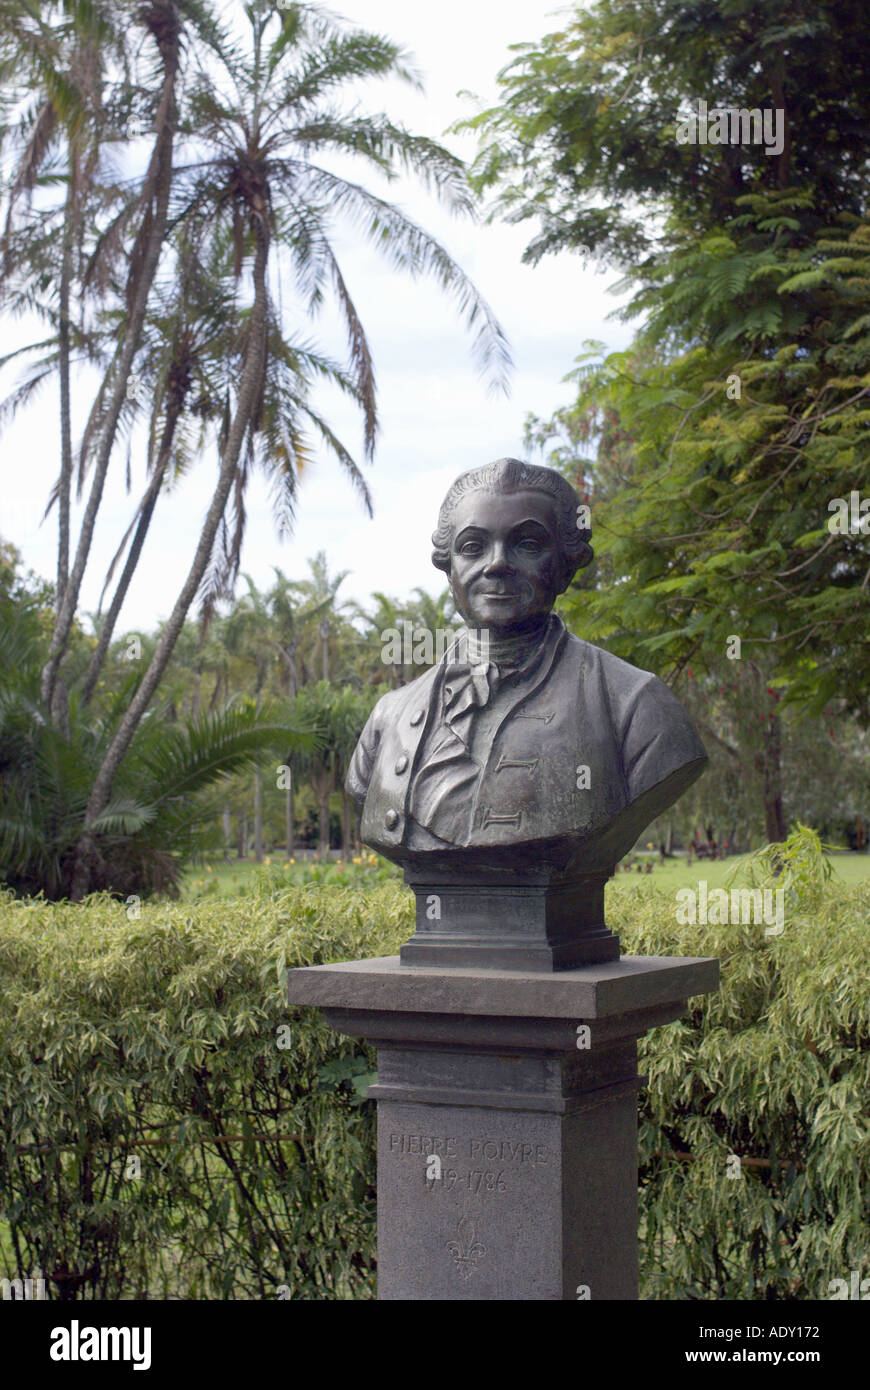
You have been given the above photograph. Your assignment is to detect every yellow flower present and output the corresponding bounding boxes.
[206,865,213,873]
[263,856,271,865]
[352,857,362,864]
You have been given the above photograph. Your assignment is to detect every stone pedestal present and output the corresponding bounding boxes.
[286,953,718,1300]
[400,864,619,969]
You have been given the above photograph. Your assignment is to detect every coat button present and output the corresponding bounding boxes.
[384,809,399,830]
[410,709,424,726]
[394,755,409,774]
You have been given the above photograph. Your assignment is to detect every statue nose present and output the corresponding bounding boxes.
[483,545,512,574]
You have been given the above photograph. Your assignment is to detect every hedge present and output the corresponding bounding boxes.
[628,830,870,1300]
[0,879,410,1299]
[0,828,867,1299]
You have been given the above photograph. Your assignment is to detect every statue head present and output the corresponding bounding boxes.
[431,459,593,633]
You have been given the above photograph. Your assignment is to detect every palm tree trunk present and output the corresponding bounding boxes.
[222,800,231,860]
[341,790,352,859]
[312,767,332,859]
[69,215,270,898]
[318,793,330,859]
[238,812,247,860]
[253,768,263,863]
[47,158,79,736]
[286,646,298,698]
[80,405,180,705]
[42,24,180,714]
[57,166,75,611]
[285,782,294,860]
[763,711,787,843]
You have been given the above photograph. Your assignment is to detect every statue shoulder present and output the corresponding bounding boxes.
[560,632,659,696]
[558,632,706,771]
[558,633,696,730]
[365,664,441,724]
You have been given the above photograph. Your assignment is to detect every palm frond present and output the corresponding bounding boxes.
[88,796,155,835]
[128,703,318,805]
[282,161,512,392]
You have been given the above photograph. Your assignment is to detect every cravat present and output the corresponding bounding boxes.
[442,659,501,721]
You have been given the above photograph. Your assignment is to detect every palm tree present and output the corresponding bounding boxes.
[287,552,353,684]
[349,589,406,688]
[163,0,509,585]
[58,1,508,895]
[407,586,457,637]
[0,0,130,694]
[266,567,304,697]
[79,230,237,704]
[40,0,225,716]
[264,566,315,855]
[350,585,457,686]
[0,588,314,898]
[222,575,280,861]
[290,680,368,858]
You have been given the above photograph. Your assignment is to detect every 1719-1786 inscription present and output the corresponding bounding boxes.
[387,1129,551,1279]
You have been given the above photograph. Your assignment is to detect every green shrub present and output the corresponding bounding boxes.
[0,878,411,1299]
[616,826,870,1300]
[1,826,866,1300]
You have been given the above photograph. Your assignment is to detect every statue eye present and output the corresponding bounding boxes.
[458,539,483,556]
[516,537,542,552]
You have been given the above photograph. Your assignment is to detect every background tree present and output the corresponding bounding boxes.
[0,553,314,897]
[461,0,870,268]
[39,0,207,719]
[0,0,129,625]
[289,681,375,859]
[467,0,870,840]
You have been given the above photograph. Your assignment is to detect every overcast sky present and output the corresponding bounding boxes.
[2,0,636,632]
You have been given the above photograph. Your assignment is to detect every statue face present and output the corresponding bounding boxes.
[447,488,564,634]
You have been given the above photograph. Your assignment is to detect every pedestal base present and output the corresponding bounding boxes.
[401,866,619,969]
[286,954,718,1300]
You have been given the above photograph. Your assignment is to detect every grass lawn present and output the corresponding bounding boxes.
[181,848,870,900]
[615,850,870,891]
[181,851,390,899]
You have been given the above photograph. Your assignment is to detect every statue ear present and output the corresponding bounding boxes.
[567,542,593,583]
[557,544,591,593]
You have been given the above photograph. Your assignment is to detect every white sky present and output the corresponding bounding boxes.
[2,0,636,631]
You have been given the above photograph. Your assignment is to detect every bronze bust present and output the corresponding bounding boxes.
[347,459,707,969]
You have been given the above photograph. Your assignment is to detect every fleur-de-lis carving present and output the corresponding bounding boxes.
[446,1216,485,1279]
